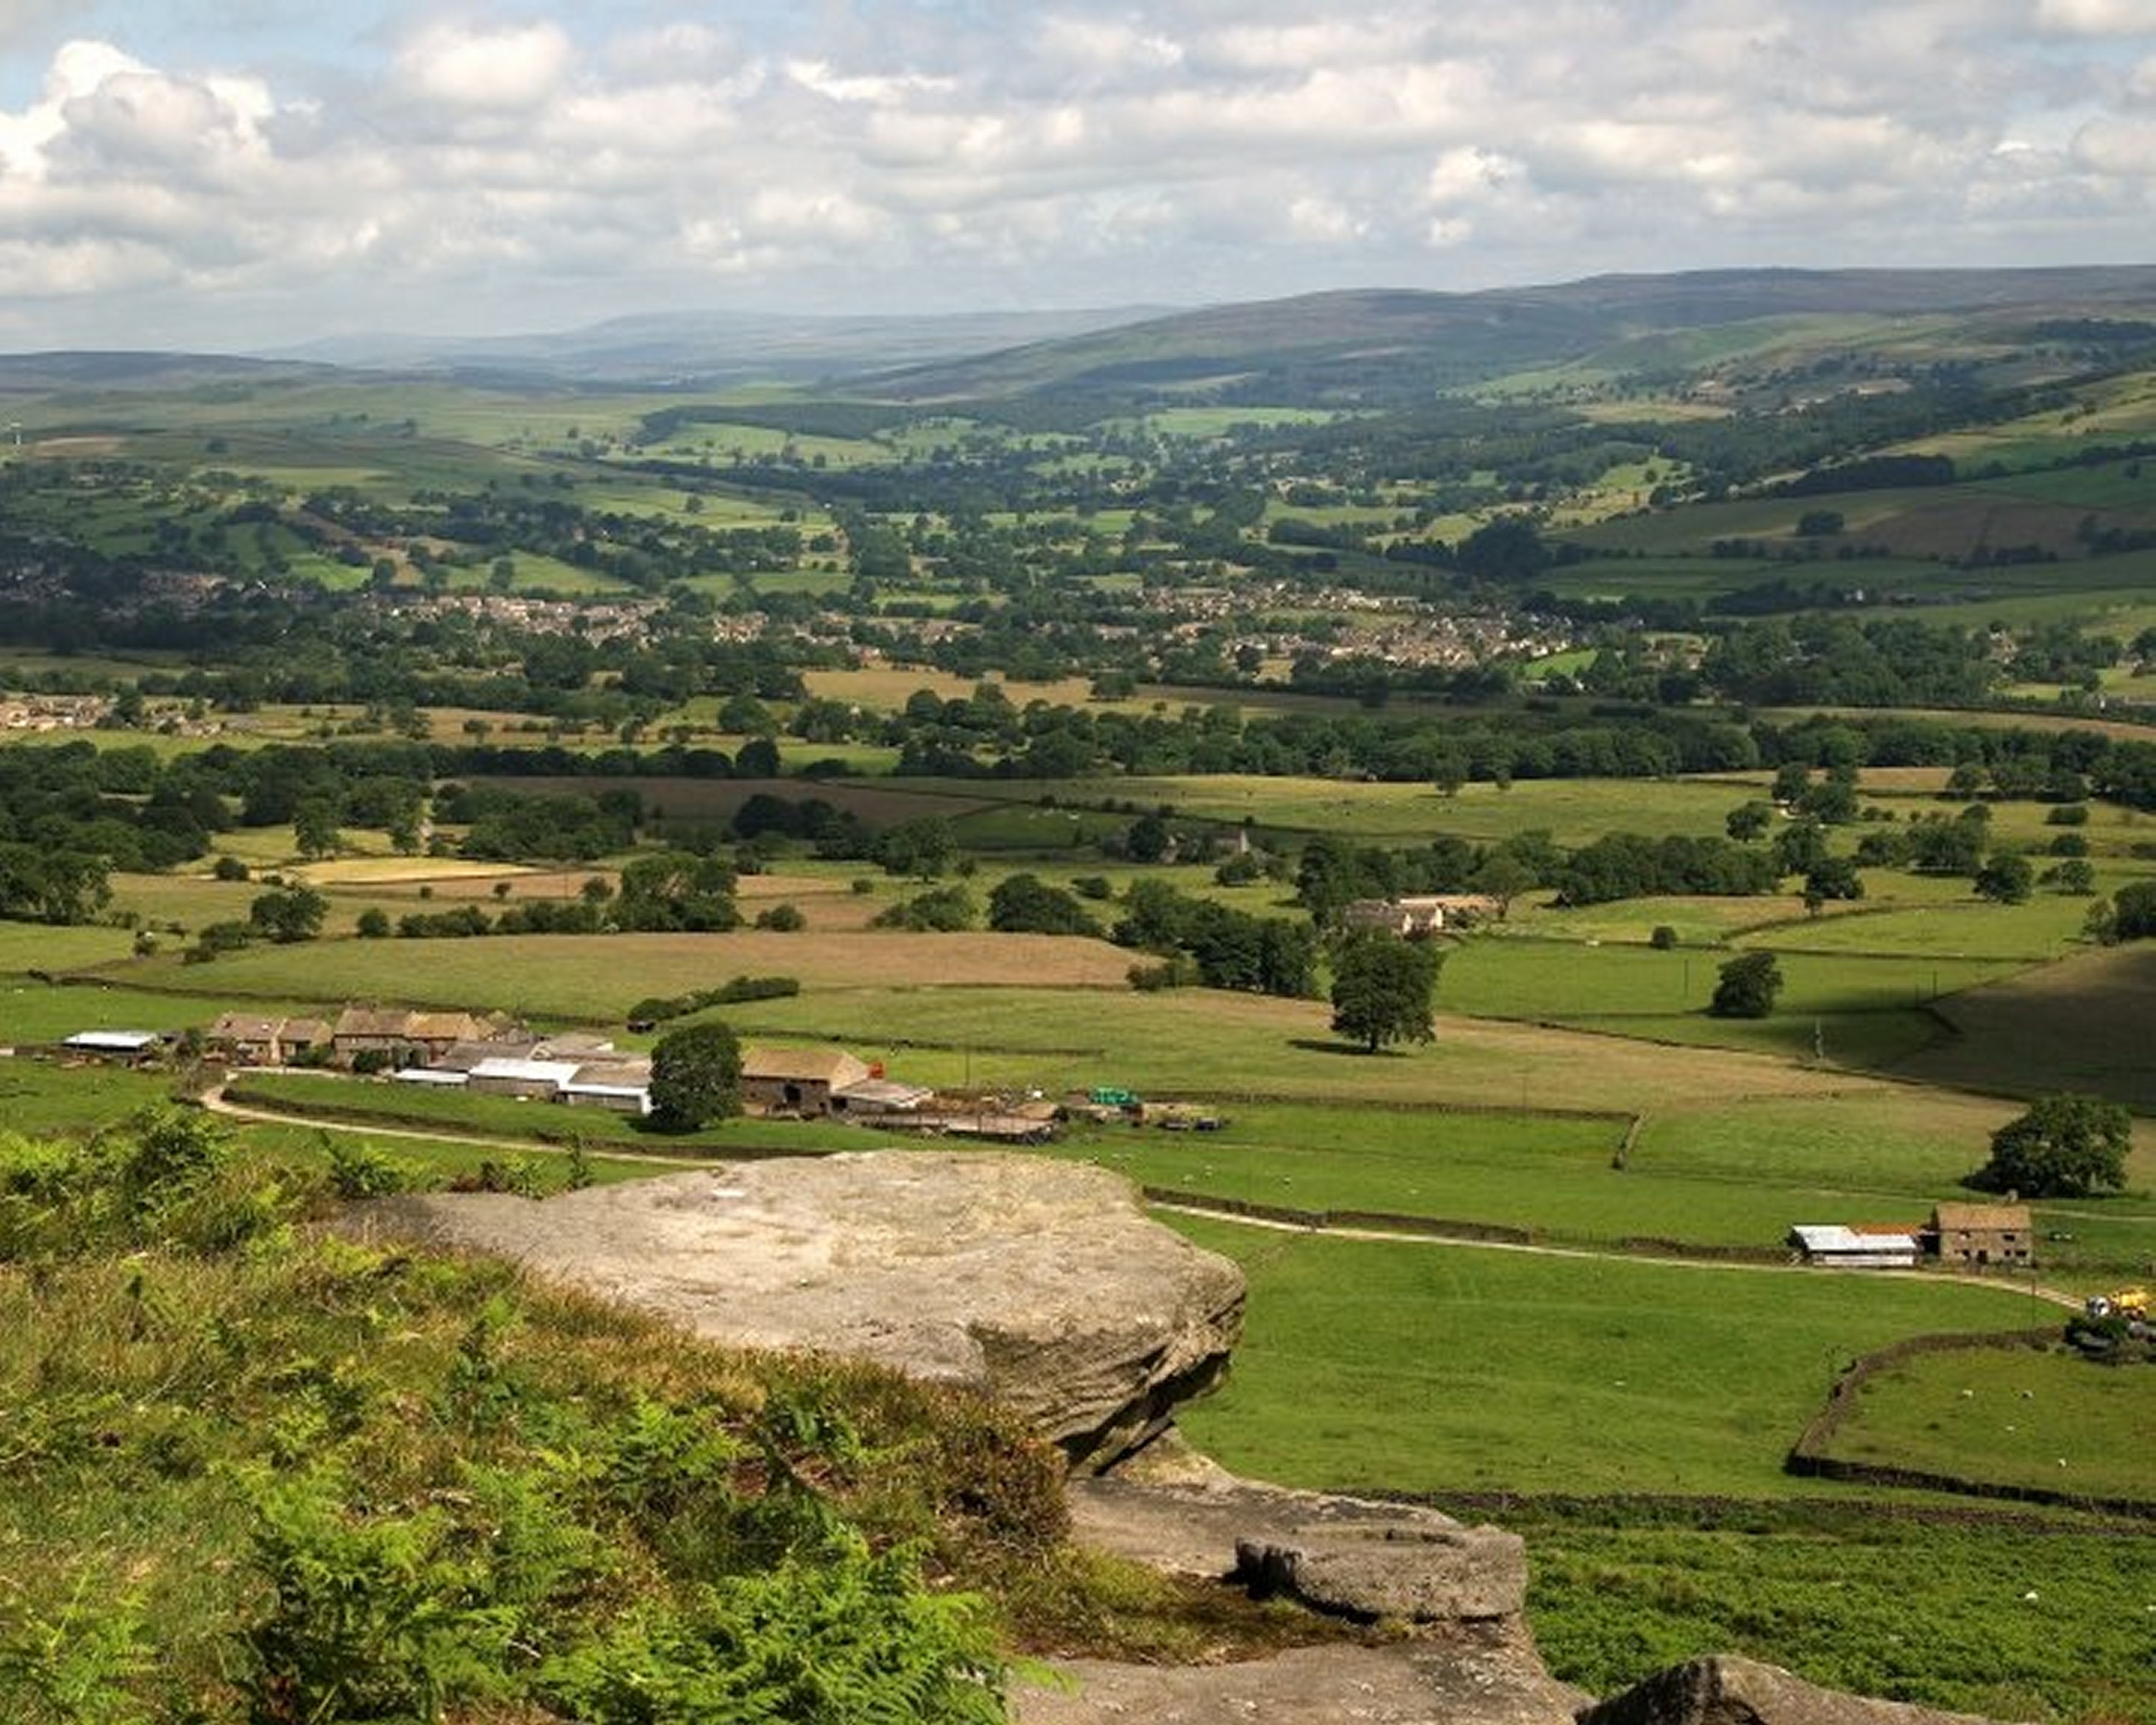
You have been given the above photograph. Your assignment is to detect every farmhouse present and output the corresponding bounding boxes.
[331,1007,494,1067]
[1342,894,1501,936]
[1927,1202,2035,1269]
[740,1046,873,1117]
[206,1013,331,1066]
[1789,1224,1922,1270]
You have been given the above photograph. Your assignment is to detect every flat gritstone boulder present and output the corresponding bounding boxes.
[356,1150,1245,1469]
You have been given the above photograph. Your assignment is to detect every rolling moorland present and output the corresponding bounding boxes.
[6,265,2156,1722]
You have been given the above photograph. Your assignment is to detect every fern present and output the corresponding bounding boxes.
[540,1536,1006,1725]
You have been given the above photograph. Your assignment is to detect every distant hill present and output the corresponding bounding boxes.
[8,267,2156,405]
[0,351,331,395]
[856,266,2156,406]
[265,306,1174,385]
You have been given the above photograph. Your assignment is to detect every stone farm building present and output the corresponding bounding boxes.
[735,1046,934,1120]
[1927,1202,2035,1269]
[739,1047,874,1118]
[331,1007,497,1066]
[1342,894,1502,937]
[206,1013,332,1067]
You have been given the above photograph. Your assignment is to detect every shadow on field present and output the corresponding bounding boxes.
[1894,943,2156,1110]
[1286,1037,1414,1059]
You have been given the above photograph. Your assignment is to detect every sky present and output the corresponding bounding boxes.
[0,0,2152,353]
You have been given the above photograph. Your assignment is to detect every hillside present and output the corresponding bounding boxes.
[858,266,2156,406]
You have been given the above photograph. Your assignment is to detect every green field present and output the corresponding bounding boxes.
[1167,1215,2040,1498]
[1519,1506,2155,1722]
[1439,936,2022,1068]
[1816,1342,2156,1503]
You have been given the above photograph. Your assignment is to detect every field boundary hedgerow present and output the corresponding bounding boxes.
[1785,1328,2156,1518]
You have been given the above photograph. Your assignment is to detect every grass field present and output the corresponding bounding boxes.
[145,928,1137,1020]
[1165,1215,2042,1499]
[920,774,1756,848]
[1815,1342,2156,1503]
[1517,1505,2155,1723]
[1439,936,2022,1069]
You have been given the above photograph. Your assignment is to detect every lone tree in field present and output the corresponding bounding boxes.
[1330,934,1444,1054]
[1974,1092,2131,1198]
[648,1021,742,1132]
[1709,950,1783,1018]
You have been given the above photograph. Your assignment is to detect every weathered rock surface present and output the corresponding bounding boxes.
[1579,1656,2019,1725]
[1018,1628,1586,1725]
[351,1151,1243,1468]
[1046,1445,2014,1725]
[1068,1464,1526,1622]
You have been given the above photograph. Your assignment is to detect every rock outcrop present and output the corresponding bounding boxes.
[1068,1455,1526,1623]
[353,1151,1243,1469]
[1017,1631,1585,1725]
[1580,1657,2014,1725]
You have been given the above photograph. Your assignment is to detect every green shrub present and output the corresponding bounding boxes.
[324,1137,417,1199]
[539,1538,1005,1725]
[871,886,977,932]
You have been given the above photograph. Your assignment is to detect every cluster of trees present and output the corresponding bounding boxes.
[870,885,978,932]
[987,873,1102,937]
[1113,880,1318,998]
[1557,832,1782,906]
[0,841,113,925]
[0,742,218,880]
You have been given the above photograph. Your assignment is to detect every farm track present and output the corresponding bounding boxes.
[195,1082,2086,1305]
[197,1082,719,1167]
[1147,1197,2088,1310]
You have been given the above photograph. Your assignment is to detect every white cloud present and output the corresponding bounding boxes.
[1035,15,1185,75]
[2035,0,2156,35]
[395,21,572,111]
[1,2,2154,347]
[2073,111,2156,167]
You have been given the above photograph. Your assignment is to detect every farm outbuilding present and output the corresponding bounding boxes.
[832,1077,935,1118]
[466,1057,586,1100]
[392,1067,469,1090]
[740,1046,873,1117]
[561,1062,653,1116]
[1789,1225,1922,1269]
[63,1029,164,1059]
[331,1007,495,1067]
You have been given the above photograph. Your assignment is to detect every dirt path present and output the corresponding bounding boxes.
[1147,1200,2088,1310]
[198,1082,718,1169]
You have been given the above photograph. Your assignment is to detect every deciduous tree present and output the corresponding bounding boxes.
[1329,934,1444,1054]
[1974,1093,2129,1198]
[1709,950,1782,1018]
[648,1022,742,1132]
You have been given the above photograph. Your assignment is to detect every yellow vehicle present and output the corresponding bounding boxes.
[2085,1286,2151,1320]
